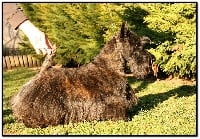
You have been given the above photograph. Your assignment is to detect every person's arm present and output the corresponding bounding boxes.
[3,3,54,55]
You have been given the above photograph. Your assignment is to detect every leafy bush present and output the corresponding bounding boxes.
[141,3,196,78]
[19,3,196,77]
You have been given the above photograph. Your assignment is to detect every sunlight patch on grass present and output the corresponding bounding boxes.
[3,68,196,135]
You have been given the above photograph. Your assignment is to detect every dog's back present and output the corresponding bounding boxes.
[10,22,154,128]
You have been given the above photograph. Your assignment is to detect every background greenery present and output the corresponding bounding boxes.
[3,68,196,135]
[3,3,197,135]
[19,3,196,78]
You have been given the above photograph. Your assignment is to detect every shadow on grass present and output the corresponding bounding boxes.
[128,76,157,93]
[3,110,14,126]
[3,108,15,125]
[3,109,13,117]
[128,85,196,117]
[3,96,15,125]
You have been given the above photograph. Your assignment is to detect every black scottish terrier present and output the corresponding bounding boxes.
[10,22,155,128]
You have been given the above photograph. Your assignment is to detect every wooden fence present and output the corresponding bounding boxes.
[3,55,42,70]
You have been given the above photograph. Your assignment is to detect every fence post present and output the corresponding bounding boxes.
[22,55,29,68]
[27,55,33,68]
[3,57,7,70]
[18,55,24,67]
[5,56,12,70]
[9,56,16,68]
[14,56,20,67]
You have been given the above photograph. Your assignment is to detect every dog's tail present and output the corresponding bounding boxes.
[40,44,56,73]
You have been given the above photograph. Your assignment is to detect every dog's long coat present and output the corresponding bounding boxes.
[10,23,155,128]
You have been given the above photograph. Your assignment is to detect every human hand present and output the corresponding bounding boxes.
[19,20,54,55]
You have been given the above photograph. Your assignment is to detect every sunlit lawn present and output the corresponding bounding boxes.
[3,68,197,135]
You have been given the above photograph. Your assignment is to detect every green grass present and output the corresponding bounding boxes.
[3,68,197,135]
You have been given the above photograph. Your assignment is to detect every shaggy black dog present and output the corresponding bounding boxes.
[9,22,155,128]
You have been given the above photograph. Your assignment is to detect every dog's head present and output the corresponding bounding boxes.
[118,22,155,79]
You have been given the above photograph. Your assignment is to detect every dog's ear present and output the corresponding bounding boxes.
[120,21,129,39]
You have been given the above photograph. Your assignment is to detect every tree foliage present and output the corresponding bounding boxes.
[141,3,196,78]
[20,3,123,66]
[19,3,196,78]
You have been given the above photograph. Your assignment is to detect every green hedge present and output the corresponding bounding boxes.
[19,3,196,78]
